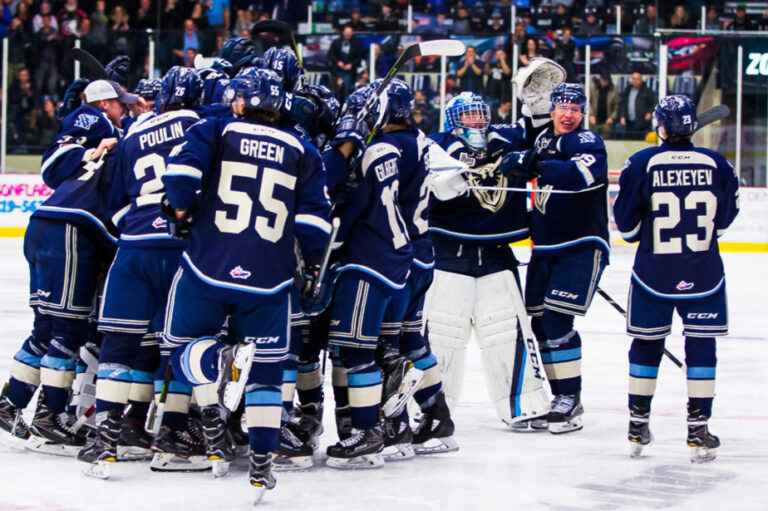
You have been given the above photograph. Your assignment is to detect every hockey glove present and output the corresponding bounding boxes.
[105,55,131,85]
[500,150,539,183]
[298,264,335,317]
[58,78,90,120]
[160,195,194,240]
[330,113,370,161]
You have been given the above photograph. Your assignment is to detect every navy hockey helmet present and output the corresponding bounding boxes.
[224,68,286,115]
[655,94,698,138]
[133,78,162,102]
[197,67,231,106]
[159,66,203,111]
[292,84,340,138]
[262,47,303,92]
[219,37,258,72]
[380,78,414,126]
[550,83,587,113]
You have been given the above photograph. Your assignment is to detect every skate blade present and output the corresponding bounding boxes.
[210,458,231,477]
[548,416,584,435]
[629,434,653,458]
[117,445,153,461]
[382,443,415,461]
[82,459,115,479]
[414,436,459,455]
[0,429,29,451]
[272,454,314,472]
[25,435,81,456]
[221,344,256,412]
[689,446,717,463]
[507,417,549,433]
[382,367,424,418]
[251,483,269,505]
[150,452,211,472]
[326,452,385,470]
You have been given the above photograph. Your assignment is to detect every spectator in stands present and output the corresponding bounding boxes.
[578,7,602,36]
[668,5,691,30]
[534,5,556,32]
[233,8,254,37]
[412,106,433,133]
[58,0,87,41]
[208,0,231,30]
[89,0,109,52]
[33,96,60,148]
[488,11,505,33]
[491,100,512,124]
[553,27,576,81]
[110,4,132,55]
[355,69,370,90]
[347,8,366,31]
[431,73,458,110]
[33,1,58,33]
[453,5,471,34]
[634,4,662,34]
[589,70,618,138]
[485,48,512,103]
[328,24,363,98]
[519,37,541,67]
[413,89,437,129]
[456,46,484,94]
[726,4,757,31]
[8,16,31,80]
[706,6,722,31]
[34,13,59,97]
[760,8,768,31]
[174,19,201,64]
[617,72,655,140]
[376,3,400,31]
[552,3,572,30]
[9,68,35,147]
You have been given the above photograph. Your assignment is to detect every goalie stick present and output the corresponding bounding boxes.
[596,288,684,369]
[69,48,109,80]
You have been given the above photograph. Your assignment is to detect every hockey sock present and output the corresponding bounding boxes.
[281,357,298,416]
[331,351,349,409]
[296,360,323,407]
[539,310,580,396]
[8,334,47,408]
[245,361,282,456]
[126,339,159,419]
[628,338,665,412]
[154,351,192,429]
[684,337,716,418]
[95,333,144,414]
[40,334,81,413]
[341,348,382,430]
[409,347,442,411]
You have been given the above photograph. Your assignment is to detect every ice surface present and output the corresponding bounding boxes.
[0,238,765,511]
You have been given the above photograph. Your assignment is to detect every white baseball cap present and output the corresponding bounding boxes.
[84,80,139,105]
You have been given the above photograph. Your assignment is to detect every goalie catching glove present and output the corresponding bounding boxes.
[513,58,566,127]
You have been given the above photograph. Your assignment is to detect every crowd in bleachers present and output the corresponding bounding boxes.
[2,1,766,152]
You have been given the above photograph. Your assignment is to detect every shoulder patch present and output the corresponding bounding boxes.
[73,113,101,131]
[578,131,597,144]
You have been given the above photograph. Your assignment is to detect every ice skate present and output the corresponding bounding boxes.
[382,412,415,461]
[272,421,314,471]
[380,354,423,418]
[687,412,720,463]
[27,399,87,456]
[0,384,30,447]
[150,423,210,472]
[200,405,236,477]
[335,406,353,442]
[250,453,276,505]
[117,416,154,461]
[326,426,385,469]
[628,406,653,458]
[547,394,583,434]
[412,393,459,455]
[78,410,121,479]
[508,417,548,433]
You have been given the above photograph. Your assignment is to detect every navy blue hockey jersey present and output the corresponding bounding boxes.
[613,140,739,298]
[386,128,433,268]
[33,104,119,244]
[428,124,529,245]
[530,126,609,255]
[163,117,331,298]
[107,109,200,248]
[333,133,414,289]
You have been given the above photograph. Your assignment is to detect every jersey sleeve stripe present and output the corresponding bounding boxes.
[295,214,332,234]
[111,203,131,226]
[41,144,82,176]
[620,221,641,240]
[572,156,595,186]
[165,164,203,179]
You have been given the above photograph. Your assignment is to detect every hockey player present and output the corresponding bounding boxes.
[76,67,203,478]
[501,83,609,434]
[425,91,550,431]
[323,81,415,470]
[374,79,458,459]
[161,68,330,503]
[613,95,739,462]
[12,80,138,452]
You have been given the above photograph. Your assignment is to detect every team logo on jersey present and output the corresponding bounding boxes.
[467,156,508,213]
[152,217,167,230]
[676,280,695,291]
[73,113,100,131]
[244,336,280,344]
[535,135,553,153]
[229,266,252,280]
[36,289,52,298]
[534,185,553,214]
[578,131,596,144]
[458,152,476,168]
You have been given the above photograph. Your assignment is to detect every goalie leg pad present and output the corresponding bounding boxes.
[475,271,549,425]
[424,270,475,411]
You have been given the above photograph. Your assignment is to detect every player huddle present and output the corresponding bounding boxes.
[0,36,739,506]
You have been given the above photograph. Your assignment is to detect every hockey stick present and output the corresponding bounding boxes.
[596,287,684,368]
[467,183,606,194]
[365,39,466,143]
[251,19,304,69]
[310,217,341,301]
[145,364,171,435]
[696,105,730,130]
[69,48,109,80]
